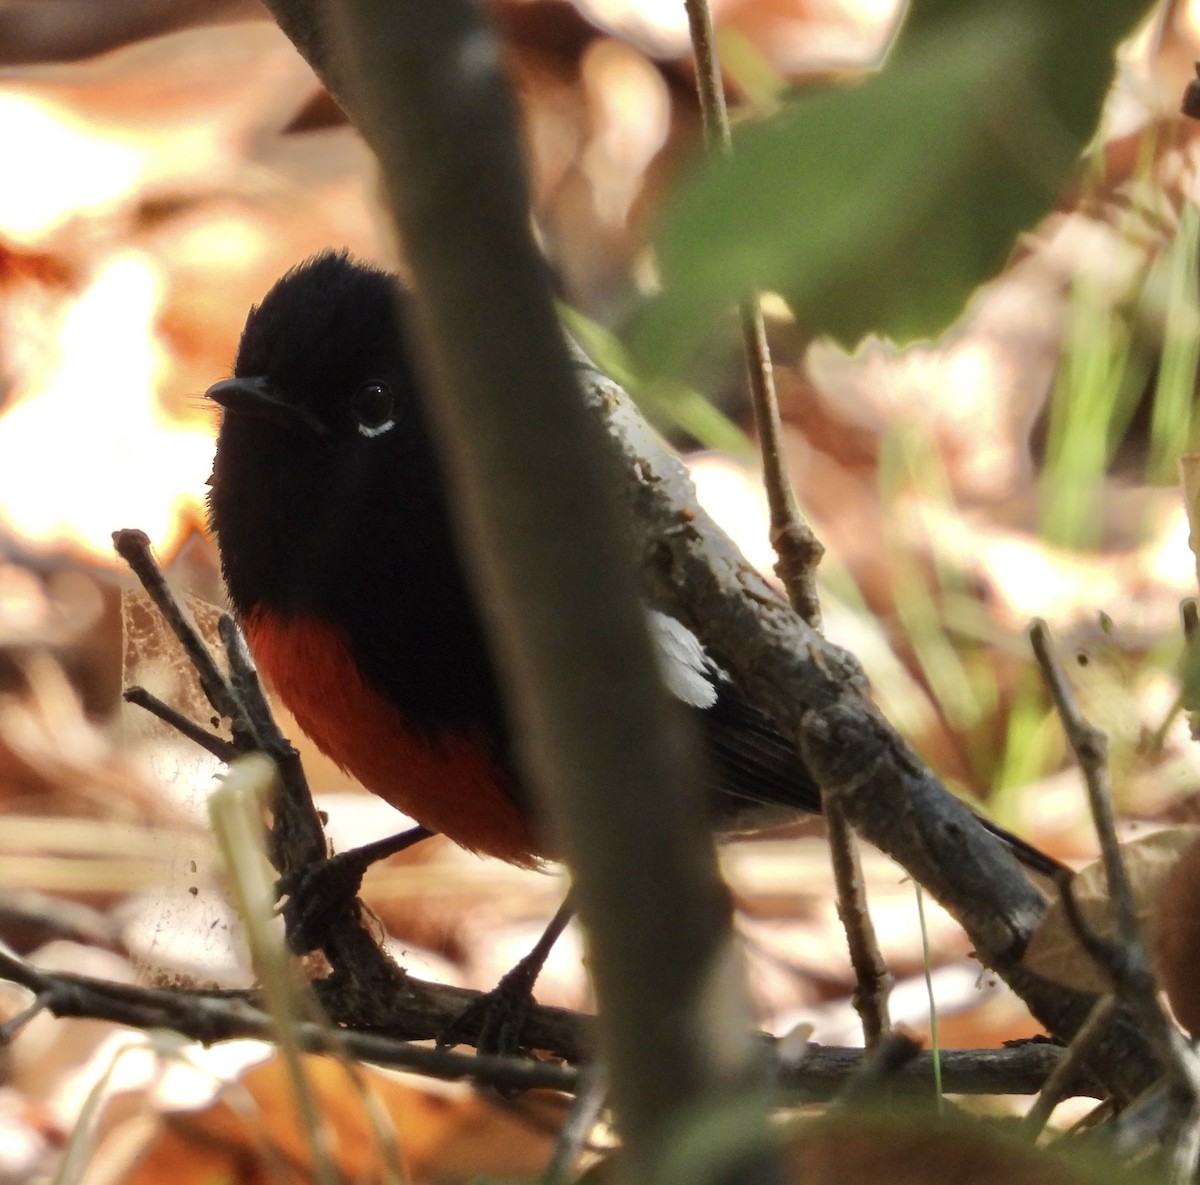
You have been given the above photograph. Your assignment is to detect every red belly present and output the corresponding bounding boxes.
[243,608,542,867]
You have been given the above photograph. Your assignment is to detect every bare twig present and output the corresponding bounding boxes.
[540,1066,608,1185]
[1031,619,1200,1180]
[219,615,278,749]
[683,0,887,1049]
[112,532,432,1038]
[683,0,732,156]
[778,1040,1101,1100]
[0,943,1101,1100]
[0,888,125,953]
[0,947,588,1082]
[123,685,238,763]
[112,529,242,730]
[825,804,893,1044]
[681,0,824,628]
[1029,622,1135,954]
[114,532,327,879]
[0,990,57,1041]
[1021,994,1118,1139]
[741,303,825,626]
[117,544,316,848]
[217,613,328,876]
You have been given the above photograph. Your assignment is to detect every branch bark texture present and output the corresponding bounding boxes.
[319,2,775,1181]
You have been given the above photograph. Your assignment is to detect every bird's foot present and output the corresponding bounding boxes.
[438,898,575,1059]
[438,954,542,1058]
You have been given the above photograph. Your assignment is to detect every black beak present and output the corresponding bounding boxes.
[206,376,326,435]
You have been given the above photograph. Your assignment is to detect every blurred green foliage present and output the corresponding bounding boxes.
[630,0,1157,375]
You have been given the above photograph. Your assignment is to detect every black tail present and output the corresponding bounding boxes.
[697,675,1069,879]
[978,815,1070,879]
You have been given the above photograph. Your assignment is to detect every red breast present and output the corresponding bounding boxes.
[243,607,543,868]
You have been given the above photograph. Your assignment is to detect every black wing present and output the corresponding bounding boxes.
[648,611,822,827]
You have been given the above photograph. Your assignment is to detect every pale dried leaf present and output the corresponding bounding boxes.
[1023,826,1200,992]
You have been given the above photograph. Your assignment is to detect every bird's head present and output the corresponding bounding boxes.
[206,250,448,617]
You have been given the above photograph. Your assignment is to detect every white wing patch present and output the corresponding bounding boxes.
[647,610,720,710]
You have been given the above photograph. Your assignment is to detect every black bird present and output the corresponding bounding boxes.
[206,250,1058,884]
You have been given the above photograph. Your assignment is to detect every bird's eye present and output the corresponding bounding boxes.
[351,381,395,437]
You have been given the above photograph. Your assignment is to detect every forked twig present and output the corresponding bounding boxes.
[1031,618,1200,1180]
[113,529,242,730]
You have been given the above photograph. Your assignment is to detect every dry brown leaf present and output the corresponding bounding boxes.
[785,1112,1099,1185]
[1023,826,1200,992]
[1151,831,1200,1036]
[119,1053,566,1185]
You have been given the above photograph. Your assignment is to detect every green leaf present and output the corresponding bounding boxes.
[631,0,1155,376]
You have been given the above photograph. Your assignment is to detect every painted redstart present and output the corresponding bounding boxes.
[206,250,1059,887]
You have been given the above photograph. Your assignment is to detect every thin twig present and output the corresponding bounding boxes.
[112,530,242,729]
[219,615,280,751]
[776,1039,1099,1099]
[0,888,125,953]
[682,0,886,1051]
[0,990,57,1041]
[745,307,826,626]
[681,0,824,628]
[124,685,239,763]
[540,1065,608,1185]
[1029,621,1136,953]
[0,947,584,1087]
[0,942,1097,1099]
[1031,619,1200,1180]
[218,613,328,876]
[1021,995,1118,1140]
[112,532,408,1023]
[113,532,327,880]
[825,804,892,1043]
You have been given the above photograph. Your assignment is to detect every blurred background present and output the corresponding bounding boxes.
[2,0,1200,1178]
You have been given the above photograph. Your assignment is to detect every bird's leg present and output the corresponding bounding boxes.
[439,894,576,1057]
[277,824,435,954]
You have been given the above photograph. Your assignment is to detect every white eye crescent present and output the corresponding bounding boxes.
[351,381,395,437]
